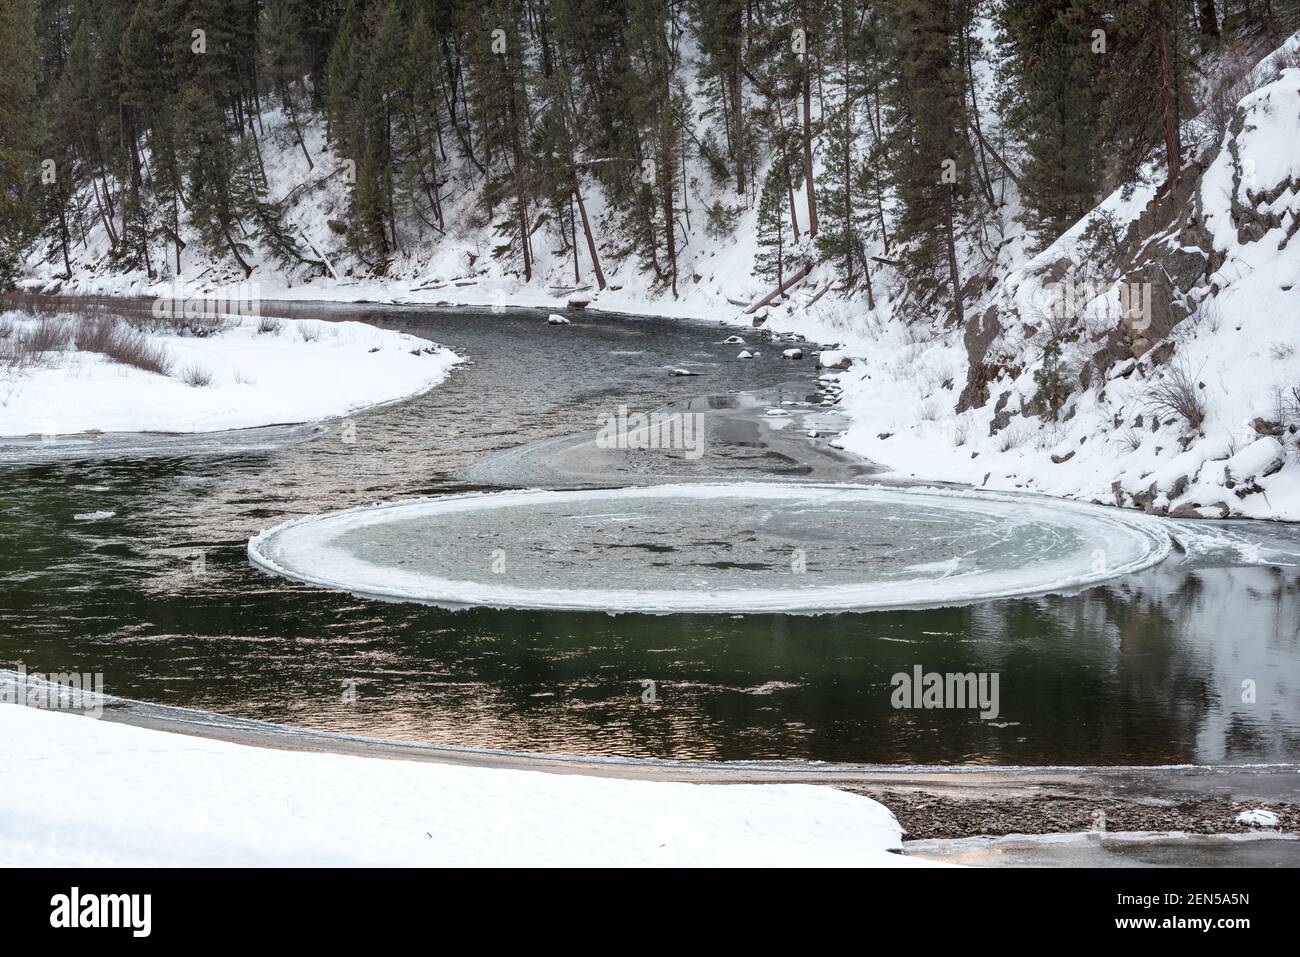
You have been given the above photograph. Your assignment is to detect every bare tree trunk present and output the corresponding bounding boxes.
[1155,0,1181,187]
[219,215,253,277]
[55,181,73,280]
[801,20,818,239]
[775,99,801,243]
[959,9,997,207]
[506,80,532,282]
[282,84,314,170]
[944,185,962,325]
[1198,0,1220,47]
[731,10,746,198]
[661,95,677,296]
[746,261,812,313]
[570,194,580,282]
[573,173,605,289]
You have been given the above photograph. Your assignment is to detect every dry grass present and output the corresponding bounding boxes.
[1119,424,1144,453]
[0,315,72,376]
[72,316,172,376]
[1278,383,1300,438]
[1201,39,1276,146]
[257,316,283,334]
[180,363,214,388]
[0,315,29,374]
[1145,359,1207,433]
[997,422,1027,453]
[22,318,73,354]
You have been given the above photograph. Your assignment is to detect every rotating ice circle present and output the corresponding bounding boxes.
[247,483,1175,614]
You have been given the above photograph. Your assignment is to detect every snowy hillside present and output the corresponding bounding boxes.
[818,37,1300,521]
[11,10,1300,518]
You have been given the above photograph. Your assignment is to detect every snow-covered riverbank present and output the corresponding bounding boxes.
[0,704,928,867]
[0,312,459,437]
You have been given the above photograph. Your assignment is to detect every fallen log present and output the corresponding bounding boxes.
[744,262,813,314]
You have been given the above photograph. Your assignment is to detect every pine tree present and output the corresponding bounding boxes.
[755,166,788,285]
[884,0,969,324]
[815,0,877,299]
[1094,0,1196,189]
[0,0,42,288]
[261,0,315,170]
[691,0,750,199]
[997,1,1102,243]
[175,82,253,276]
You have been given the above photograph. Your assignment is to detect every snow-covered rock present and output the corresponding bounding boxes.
[818,349,851,369]
[1226,437,1285,483]
[1235,808,1282,829]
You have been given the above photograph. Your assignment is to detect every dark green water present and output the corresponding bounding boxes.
[2,305,1298,764]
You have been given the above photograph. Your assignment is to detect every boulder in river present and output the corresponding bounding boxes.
[818,349,852,369]
[547,314,570,325]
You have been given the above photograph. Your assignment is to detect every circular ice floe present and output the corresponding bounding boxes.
[247,483,1173,615]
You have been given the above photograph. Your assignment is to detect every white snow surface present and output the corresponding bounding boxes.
[0,313,460,436]
[1235,809,1282,828]
[0,704,928,867]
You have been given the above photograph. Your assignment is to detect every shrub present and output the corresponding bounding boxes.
[997,422,1027,452]
[1031,338,1076,421]
[22,318,72,354]
[72,316,172,376]
[180,363,214,387]
[257,316,283,334]
[1144,359,1206,433]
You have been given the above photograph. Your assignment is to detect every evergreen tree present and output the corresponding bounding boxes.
[755,166,789,285]
[997,0,1102,243]
[883,0,970,324]
[261,0,315,170]
[0,0,43,288]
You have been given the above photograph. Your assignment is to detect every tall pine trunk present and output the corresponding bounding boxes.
[1155,0,1180,187]
[801,20,818,239]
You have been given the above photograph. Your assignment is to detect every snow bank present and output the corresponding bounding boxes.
[0,313,460,437]
[0,704,925,867]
